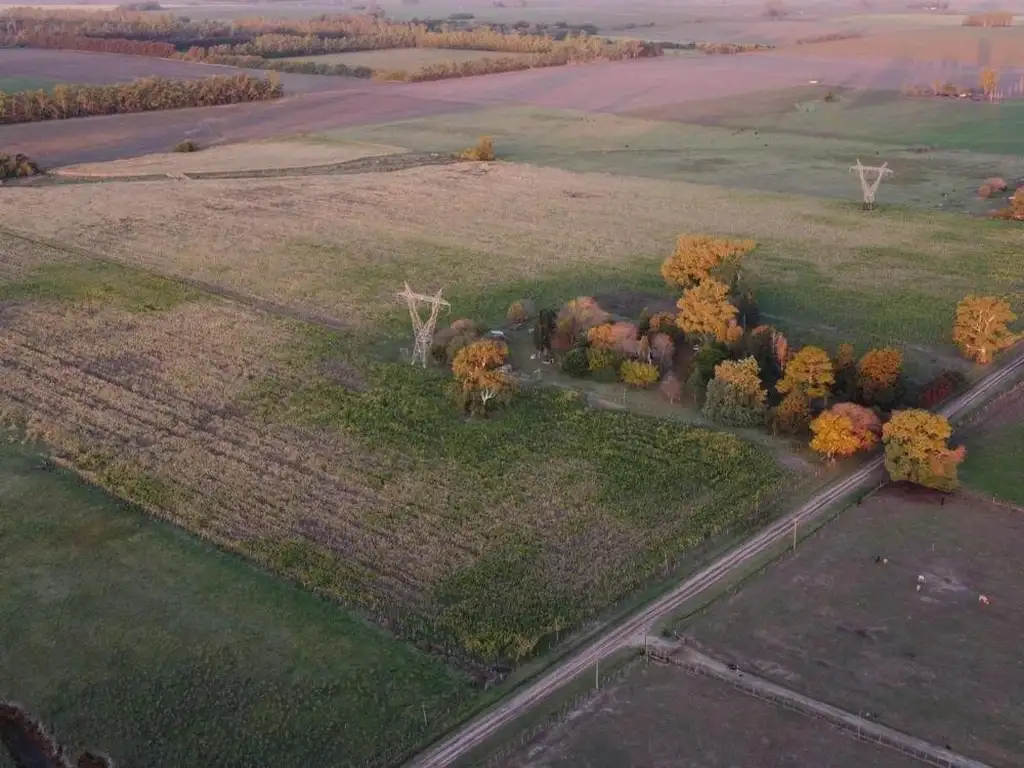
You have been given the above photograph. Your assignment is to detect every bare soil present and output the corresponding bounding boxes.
[684,487,1024,768]
[504,662,920,767]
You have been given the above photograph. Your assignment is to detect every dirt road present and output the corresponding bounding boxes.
[408,349,1024,768]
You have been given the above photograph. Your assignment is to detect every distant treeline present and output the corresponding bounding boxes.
[962,11,1014,27]
[0,74,281,124]
[661,40,775,54]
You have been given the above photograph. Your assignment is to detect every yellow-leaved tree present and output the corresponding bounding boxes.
[776,346,834,400]
[882,409,966,492]
[660,234,756,290]
[979,67,998,100]
[952,295,1018,364]
[809,411,860,460]
[675,278,741,344]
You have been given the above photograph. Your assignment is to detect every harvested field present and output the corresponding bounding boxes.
[503,661,920,767]
[282,48,535,69]
[0,48,358,94]
[0,440,471,768]
[54,138,405,177]
[777,27,1024,69]
[0,245,787,667]
[4,51,1016,168]
[684,487,1024,768]
[3,160,1017,356]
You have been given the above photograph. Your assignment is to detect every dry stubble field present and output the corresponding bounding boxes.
[683,487,1024,768]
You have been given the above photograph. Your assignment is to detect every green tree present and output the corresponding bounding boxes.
[701,356,767,427]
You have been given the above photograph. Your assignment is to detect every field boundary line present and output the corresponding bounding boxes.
[407,349,1024,768]
[655,647,992,768]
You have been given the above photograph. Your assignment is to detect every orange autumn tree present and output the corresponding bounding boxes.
[660,234,756,290]
[451,339,515,416]
[952,295,1018,364]
[776,346,834,400]
[676,278,742,344]
[882,409,966,492]
[831,402,881,449]
[856,347,903,406]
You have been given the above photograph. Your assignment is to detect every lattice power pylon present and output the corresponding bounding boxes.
[849,160,893,209]
[397,282,450,367]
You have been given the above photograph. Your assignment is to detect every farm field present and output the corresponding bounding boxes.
[0,75,58,92]
[0,440,471,768]
[2,159,1019,358]
[683,487,1024,768]
[281,48,536,69]
[54,137,405,177]
[0,48,354,94]
[0,228,790,676]
[330,105,1024,209]
[779,26,1024,69]
[960,383,1024,506]
[501,661,921,767]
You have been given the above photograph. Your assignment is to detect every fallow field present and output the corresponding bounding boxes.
[682,487,1024,768]
[281,48,536,70]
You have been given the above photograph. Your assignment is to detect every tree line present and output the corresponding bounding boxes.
[0,74,281,125]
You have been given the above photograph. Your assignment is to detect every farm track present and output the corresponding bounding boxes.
[407,348,1024,768]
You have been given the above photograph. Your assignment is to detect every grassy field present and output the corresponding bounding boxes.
[329,106,1024,210]
[5,154,1019,359]
[960,384,1024,506]
[683,486,1024,768]
[501,661,921,767]
[0,235,788,669]
[0,440,472,768]
[630,86,1024,156]
[282,48,535,69]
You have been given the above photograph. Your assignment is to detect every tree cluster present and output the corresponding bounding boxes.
[962,11,1014,27]
[0,74,281,125]
[0,153,41,179]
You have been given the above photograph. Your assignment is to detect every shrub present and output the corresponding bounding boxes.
[0,153,41,179]
[978,177,1007,198]
[460,136,495,161]
[586,346,616,373]
[562,346,589,377]
[917,369,967,408]
[620,360,659,387]
[962,11,1013,27]
[506,299,534,327]
[173,139,200,153]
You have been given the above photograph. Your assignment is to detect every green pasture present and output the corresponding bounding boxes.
[327,105,1024,210]
[0,76,58,93]
[961,421,1024,505]
[0,441,472,768]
